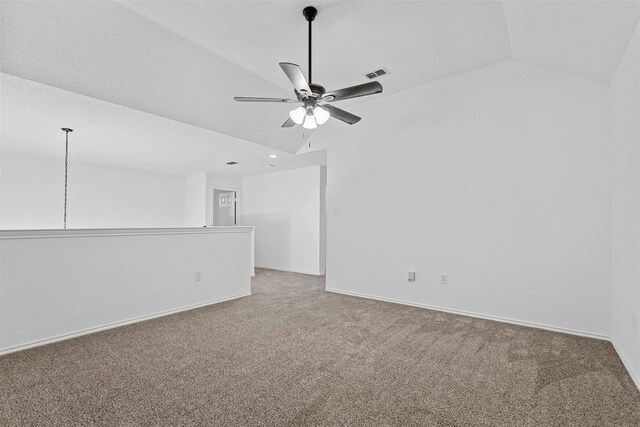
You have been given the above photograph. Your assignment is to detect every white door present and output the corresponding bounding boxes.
[214,190,236,226]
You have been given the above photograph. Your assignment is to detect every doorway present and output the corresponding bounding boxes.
[212,188,238,226]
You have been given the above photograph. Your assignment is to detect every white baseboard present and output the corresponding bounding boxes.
[611,339,640,391]
[325,287,609,341]
[0,292,251,356]
[255,265,325,276]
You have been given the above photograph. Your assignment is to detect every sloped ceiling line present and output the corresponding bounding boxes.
[499,1,513,59]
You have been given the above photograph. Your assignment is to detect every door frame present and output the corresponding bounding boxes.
[209,185,242,226]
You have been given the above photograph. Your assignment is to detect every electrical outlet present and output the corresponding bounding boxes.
[408,271,416,282]
[195,272,201,282]
[333,208,341,216]
[440,274,448,285]
[633,312,638,331]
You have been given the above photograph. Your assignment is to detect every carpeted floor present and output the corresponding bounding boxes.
[1,269,639,426]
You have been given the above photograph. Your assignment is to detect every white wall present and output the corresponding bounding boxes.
[184,172,207,227]
[242,166,326,275]
[610,23,640,386]
[0,227,253,353]
[326,60,611,337]
[1,152,185,229]
[319,166,327,274]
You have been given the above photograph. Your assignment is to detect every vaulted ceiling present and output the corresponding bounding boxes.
[0,74,327,176]
[1,1,639,166]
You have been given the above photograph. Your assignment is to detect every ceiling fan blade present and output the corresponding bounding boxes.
[323,104,361,125]
[234,97,296,103]
[323,81,383,102]
[282,117,296,128]
[279,62,312,96]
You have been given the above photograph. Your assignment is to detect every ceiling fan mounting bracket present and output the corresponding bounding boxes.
[294,89,308,101]
[303,6,317,22]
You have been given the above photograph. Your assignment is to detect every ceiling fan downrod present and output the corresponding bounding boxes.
[303,6,317,84]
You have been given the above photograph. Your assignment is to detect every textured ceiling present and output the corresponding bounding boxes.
[1,0,639,169]
[120,0,513,96]
[503,0,640,83]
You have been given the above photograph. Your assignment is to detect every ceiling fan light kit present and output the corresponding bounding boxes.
[234,5,383,130]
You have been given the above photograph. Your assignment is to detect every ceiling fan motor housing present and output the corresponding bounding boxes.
[296,83,326,105]
[309,83,325,97]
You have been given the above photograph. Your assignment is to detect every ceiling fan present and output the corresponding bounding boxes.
[234,6,383,130]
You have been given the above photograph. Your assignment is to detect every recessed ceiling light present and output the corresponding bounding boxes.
[269,154,278,158]
[226,161,238,165]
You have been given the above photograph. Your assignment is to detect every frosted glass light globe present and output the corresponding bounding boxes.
[313,106,330,125]
[303,113,317,129]
[289,106,306,124]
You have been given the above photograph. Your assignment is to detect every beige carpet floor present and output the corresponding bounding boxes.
[1,268,639,426]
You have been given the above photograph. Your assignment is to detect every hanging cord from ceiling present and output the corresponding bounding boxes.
[61,128,73,229]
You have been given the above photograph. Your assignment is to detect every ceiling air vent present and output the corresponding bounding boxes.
[365,67,390,80]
